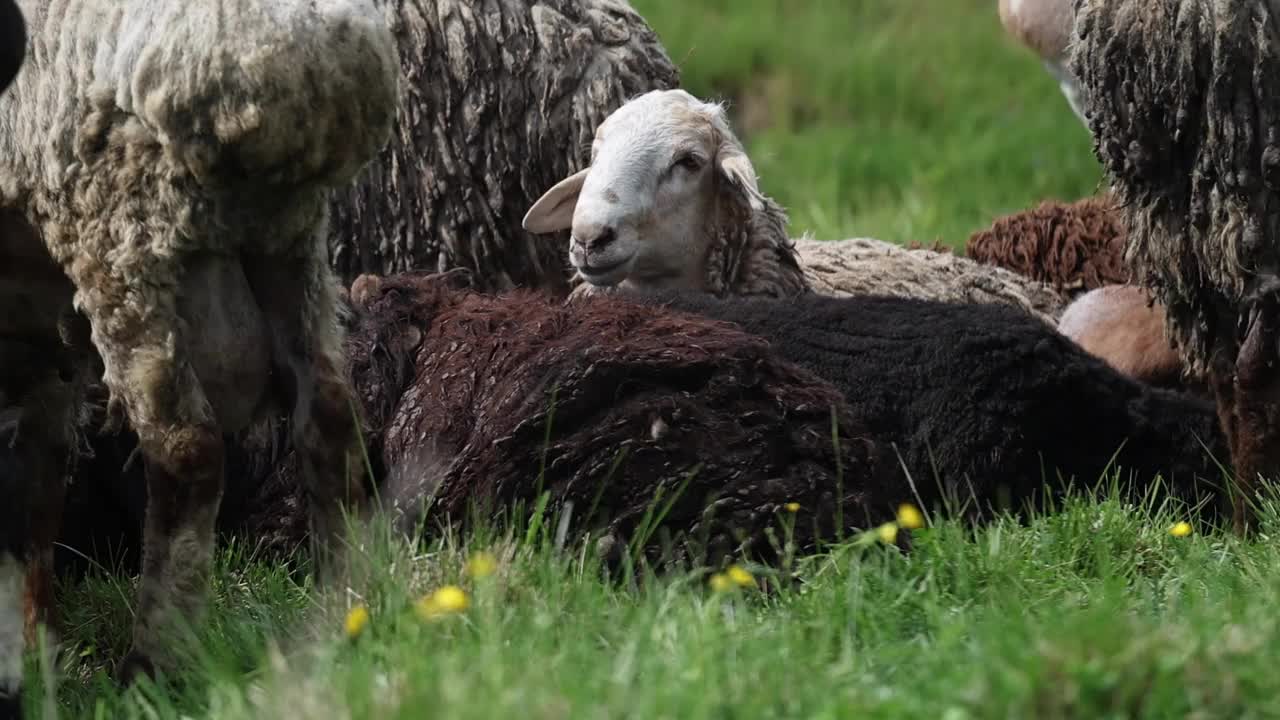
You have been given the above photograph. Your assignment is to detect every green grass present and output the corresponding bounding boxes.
[30,487,1280,719]
[16,2,1239,718]
[633,0,1104,247]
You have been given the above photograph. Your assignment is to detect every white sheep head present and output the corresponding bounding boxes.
[522,89,766,293]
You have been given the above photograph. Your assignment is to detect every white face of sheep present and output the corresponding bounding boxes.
[523,89,765,291]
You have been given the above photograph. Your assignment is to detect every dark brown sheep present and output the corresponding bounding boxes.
[345,271,898,567]
[965,195,1130,296]
[623,286,1229,525]
[56,269,898,576]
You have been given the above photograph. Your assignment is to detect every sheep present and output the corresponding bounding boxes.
[621,286,1231,522]
[325,0,680,297]
[1056,285,1203,396]
[52,270,1227,586]
[521,88,1070,320]
[965,194,1130,296]
[997,0,1085,122]
[0,0,398,688]
[335,269,906,569]
[791,235,1068,322]
[1069,0,1280,532]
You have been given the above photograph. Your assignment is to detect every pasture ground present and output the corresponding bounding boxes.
[23,2,1251,718]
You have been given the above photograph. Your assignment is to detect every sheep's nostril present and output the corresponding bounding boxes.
[590,226,617,250]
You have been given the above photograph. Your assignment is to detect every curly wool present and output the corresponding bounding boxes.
[966,194,1130,295]
[1070,0,1280,374]
[0,0,398,417]
[793,237,1069,322]
[0,0,397,682]
[349,271,900,567]
[328,0,681,296]
[627,287,1230,522]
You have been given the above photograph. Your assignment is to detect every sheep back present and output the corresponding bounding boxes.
[2,0,397,205]
[347,272,898,566]
[327,0,681,297]
[793,237,1069,323]
[965,195,1130,296]
[628,289,1229,521]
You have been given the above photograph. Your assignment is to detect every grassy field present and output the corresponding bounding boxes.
[636,0,1104,247]
[19,2,1251,718]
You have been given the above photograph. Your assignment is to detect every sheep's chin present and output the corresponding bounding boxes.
[574,254,636,288]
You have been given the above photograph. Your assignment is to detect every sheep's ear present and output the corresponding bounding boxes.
[715,149,765,213]
[524,168,588,234]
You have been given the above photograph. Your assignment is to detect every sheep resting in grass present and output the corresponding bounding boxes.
[341,270,901,569]
[791,236,1067,322]
[1071,0,1280,532]
[623,287,1230,522]
[53,269,1229,590]
[965,194,1130,296]
[0,0,398,691]
[522,88,1069,321]
[326,0,680,296]
[1057,285,1202,396]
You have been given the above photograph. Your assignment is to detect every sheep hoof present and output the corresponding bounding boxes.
[113,651,156,687]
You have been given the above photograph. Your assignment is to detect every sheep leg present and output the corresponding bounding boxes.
[113,413,223,683]
[1228,295,1280,533]
[243,253,366,581]
[60,257,225,683]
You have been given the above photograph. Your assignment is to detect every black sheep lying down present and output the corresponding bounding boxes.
[60,269,902,574]
[620,288,1232,522]
[55,273,1232,585]
[343,270,901,567]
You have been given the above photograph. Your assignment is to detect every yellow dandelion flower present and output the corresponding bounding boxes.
[466,551,497,579]
[1169,521,1193,537]
[784,502,801,513]
[876,522,899,544]
[344,604,370,639]
[709,573,733,593]
[416,585,470,620]
[726,564,755,588]
[896,503,924,530]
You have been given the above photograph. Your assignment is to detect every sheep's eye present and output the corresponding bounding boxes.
[672,154,703,173]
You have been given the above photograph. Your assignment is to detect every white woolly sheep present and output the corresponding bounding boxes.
[326,0,681,297]
[522,88,1068,321]
[0,0,398,691]
[792,235,1066,322]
